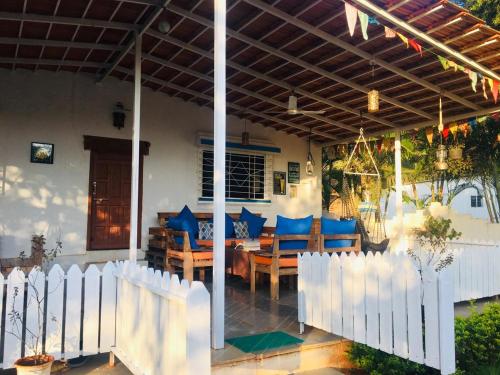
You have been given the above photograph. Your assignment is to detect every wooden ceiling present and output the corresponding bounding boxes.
[0,0,499,143]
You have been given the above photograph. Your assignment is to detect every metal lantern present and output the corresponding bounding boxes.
[368,89,379,113]
[306,128,314,176]
[435,144,448,171]
[112,102,126,130]
[241,118,250,146]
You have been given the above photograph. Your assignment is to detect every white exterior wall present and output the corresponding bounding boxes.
[384,181,495,220]
[0,71,322,259]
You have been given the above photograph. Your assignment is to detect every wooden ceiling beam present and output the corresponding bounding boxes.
[167,4,433,121]
[244,0,479,111]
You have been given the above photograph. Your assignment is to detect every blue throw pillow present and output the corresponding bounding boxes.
[321,217,356,249]
[240,207,267,239]
[167,217,199,249]
[178,205,199,238]
[207,213,235,238]
[275,215,313,250]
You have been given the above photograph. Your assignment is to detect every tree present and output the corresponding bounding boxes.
[451,0,500,30]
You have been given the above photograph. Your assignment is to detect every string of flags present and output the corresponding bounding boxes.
[343,2,500,104]
[329,112,499,157]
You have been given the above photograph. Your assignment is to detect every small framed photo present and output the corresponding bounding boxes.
[273,171,286,195]
[31,142,54,164]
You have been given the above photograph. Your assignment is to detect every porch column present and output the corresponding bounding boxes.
[394,131,404,252]
[129,33,142,263]
[212,0,226,349]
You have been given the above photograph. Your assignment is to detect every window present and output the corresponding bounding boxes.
[200,150,268,201]
[471,195,483,208]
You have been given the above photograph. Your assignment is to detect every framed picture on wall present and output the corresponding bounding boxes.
[288,162,300,184]
[30,142,54,164]
[273,171,286,195]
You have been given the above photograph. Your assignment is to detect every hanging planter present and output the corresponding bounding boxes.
[449,145,463,160]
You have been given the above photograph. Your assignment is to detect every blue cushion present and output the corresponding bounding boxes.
[177,205,199,238]
[240,207,267,239]
[321,217,356,248]
[275,215,313,250]
[167,217,199,249]
[208,213,235,238]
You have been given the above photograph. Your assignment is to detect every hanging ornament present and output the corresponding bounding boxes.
[435,144,448,171]
[306,127,315,176]
[241,117,250,146]
[367,62,379,113]
[426,127,434,144]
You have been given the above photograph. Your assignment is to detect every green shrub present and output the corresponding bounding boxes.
[455,303,500,373]
[348,302,500,375]
[347,342,437,375]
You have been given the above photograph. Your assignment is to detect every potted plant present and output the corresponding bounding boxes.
[449,144,463,160]
[7,235,62,375]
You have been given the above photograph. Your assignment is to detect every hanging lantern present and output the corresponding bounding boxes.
[435,144,448,171]
[306,128,315,176]
[368,89,379,113]
[241,118,250,146]
[367,61,379,113]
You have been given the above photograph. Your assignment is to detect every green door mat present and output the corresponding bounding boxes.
[226,331,304,353]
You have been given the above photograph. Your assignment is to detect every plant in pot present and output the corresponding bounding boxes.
[7,235,62,375]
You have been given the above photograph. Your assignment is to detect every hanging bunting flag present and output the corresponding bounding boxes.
[492,80,499,103]
[408,39,423,56]
[385,26,397,38]
[477,116,488,124]
[438,55,449,70]
[368,16,380,25]
[449,61,458,72]
[358,11,369,40]
[469,117,478,128]
[425,127,434,144]
[481,77,489,100]
[397,33,409,48]
[449,122,458,140]
[442,124,450,140]
[457,64,465,72]
[469,71,478,93]
[345,3,358,37]
[459,123,470,137]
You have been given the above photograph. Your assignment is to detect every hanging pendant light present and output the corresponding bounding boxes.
[368,61,379,113]
[435,97,448,171]
[241,117,250,146]
[306,128,315,176]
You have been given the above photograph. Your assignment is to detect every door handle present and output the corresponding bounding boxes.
[95,198,109,204]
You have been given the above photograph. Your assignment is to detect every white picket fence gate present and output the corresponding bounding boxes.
[0,261,211,374]
[298,252,456,375]
[113,261,211,375]
[448,241,500,302]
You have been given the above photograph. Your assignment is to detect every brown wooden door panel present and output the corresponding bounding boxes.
[89,151,140,250]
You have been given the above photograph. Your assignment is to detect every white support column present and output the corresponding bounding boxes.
[129,33,142,263]
[212,0,226,350]
[394,131,404,253]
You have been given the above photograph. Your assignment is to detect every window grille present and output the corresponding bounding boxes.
[199,149,272,201]
[470,195,483,208]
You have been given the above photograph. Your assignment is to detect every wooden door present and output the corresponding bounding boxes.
[89,152,136,250]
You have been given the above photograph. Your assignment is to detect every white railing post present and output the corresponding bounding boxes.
[212,0,226,350]
[129,33,142,263]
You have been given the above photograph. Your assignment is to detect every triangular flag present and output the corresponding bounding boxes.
[408,39,423,56]
[459,123,470,137]
[438,55,449,70]
[449,61,458,72]
[385,27,396,38]
[477,116,488,124]
[345,3,358,37]
[469,71,478,92]
[457,65,465,72]
[425,127,434,144]
[492,80,499,103]
[368,16,380,25]
[482,77,489,100]
[449,122,458,140]
[442,124,450,140]
[398,33,409,48]
[358,11,369,40]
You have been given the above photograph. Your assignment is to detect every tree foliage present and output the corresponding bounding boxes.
[452,0,500,30]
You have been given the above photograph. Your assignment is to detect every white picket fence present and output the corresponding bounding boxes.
[0,262,117,368]
[298,252,456,375]
[448,241,500,302]
[113,261,211,375]
[0,262,211,374]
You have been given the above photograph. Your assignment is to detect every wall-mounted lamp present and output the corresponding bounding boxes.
[113,102,126,130]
